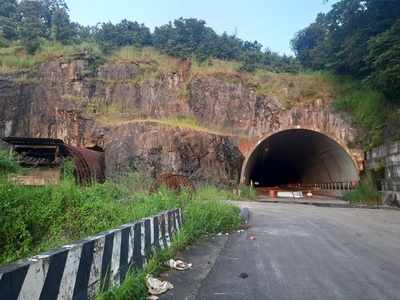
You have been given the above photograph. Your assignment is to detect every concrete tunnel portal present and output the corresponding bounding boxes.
[242,129,359,187]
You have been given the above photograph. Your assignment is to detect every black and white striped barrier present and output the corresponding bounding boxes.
[0,208,182,300]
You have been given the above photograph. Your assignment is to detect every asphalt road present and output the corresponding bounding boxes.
[161,202,400,300]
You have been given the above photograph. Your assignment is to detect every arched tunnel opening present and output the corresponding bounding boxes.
[243,129,359,187]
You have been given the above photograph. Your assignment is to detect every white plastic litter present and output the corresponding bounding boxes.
[166,259,192,271]
[306,191,313,197]
[147,296,159,300]
[146,275,174,295]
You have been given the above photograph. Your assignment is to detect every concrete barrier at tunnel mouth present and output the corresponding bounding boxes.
[0,208,183,300]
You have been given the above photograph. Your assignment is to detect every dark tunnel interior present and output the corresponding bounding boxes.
[243,129,359,187]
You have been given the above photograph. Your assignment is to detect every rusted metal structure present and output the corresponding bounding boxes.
[62,145,105,184]
[150,173,195,194]
[2,137,105,185]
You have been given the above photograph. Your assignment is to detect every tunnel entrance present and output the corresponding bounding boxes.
[242,129,359,187]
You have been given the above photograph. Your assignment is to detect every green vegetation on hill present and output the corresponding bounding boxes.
[1,0,399,147]
[292,0,400,103]
[292,0,400,146]
[329,74,387,149]
[0,1,299,73]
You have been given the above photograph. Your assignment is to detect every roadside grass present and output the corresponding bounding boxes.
[343,173,381,205]
[0,154,241,270]
[231,185,258,201]
[97,188,241,300]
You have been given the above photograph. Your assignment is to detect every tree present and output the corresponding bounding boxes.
[17,0,47,54]
[50,7,75,43]
[291,13,327,69]
[240,41,263,72]
[367,20,400,101]
[0,0,18,40]
[95,20,152,52]
[153,18,215,58]
[0,0,17,18]
[41,0,69,30]
[292,0,400,100]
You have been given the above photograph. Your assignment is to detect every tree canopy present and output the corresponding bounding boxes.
[0,2,299,73]
[291,0,400,101]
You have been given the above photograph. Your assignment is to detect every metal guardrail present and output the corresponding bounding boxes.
[283,181,358,191]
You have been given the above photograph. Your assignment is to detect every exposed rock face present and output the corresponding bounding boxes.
[189,76,281,134]
[0,57,363,184]
[104,123,243,185]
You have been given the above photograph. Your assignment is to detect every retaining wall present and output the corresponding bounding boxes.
[0,208,182,300]
[366,143,400,206]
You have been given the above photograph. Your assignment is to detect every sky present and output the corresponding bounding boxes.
[65,0,337,55]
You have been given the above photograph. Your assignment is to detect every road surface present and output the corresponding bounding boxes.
[161,202,400,300]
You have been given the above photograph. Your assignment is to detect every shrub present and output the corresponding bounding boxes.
[330,74,386,149]
[237,185,257,200]
[343,173,381,205]
[0,149,20,175]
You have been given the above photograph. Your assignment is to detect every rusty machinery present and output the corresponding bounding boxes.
[2,137,105,185]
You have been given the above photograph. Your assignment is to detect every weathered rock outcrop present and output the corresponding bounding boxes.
[104,123,243,185]
[0,56,363,184]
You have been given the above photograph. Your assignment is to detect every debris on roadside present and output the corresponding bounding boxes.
[249,235,256,240]
[146,275,174,296]
[166,259,192,271]
[147,296,160,300]
[239,223,251,230]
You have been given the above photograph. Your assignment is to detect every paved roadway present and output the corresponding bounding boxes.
[161,202,400,300]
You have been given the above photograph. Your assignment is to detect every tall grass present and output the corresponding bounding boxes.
[0,172,190,266]
[249,70,333,108]
[0,149,20,175]
[97,188,241,300]
[107,46,180,76]
[191,58,241,78]
[343,173,381,205]
[0,151,240,267]
[0,41,104,73]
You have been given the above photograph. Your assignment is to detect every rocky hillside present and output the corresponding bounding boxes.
[0,48,360,184]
